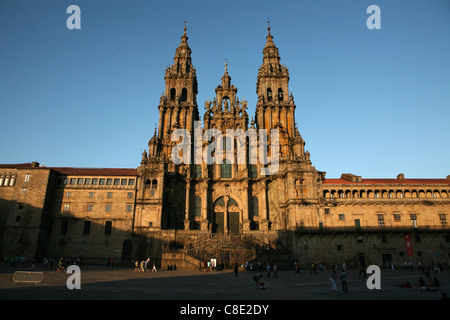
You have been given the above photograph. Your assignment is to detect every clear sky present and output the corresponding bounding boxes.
[0,0,449,179]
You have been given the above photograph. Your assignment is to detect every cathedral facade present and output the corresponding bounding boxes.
[1,26,449,269]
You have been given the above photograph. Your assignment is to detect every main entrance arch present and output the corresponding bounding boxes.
[212,196,241,234]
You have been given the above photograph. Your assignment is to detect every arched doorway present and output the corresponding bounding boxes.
[212,196,240,234]
[122,239,132,264]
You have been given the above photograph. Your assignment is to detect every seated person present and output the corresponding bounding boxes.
[396,282,412,288]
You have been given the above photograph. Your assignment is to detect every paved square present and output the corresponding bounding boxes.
[0,265,448,301]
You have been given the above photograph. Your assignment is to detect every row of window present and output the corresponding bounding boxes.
[0,176,16,187]
[331,235,450,249]
[65,191,134,199]
[62,204,133,213]
[192,164,258,179]
[191,196,260,217]
[323,189,450,199]
[169,87,188,102]
[0,174,32,187]
[322,213,447,228]
[60,220,113,235]
[57,177,135,187]
[266,87,284,102]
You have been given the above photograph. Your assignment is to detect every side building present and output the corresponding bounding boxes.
[0,163,138,265]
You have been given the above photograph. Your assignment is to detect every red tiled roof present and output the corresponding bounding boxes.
[323,178,450,186]
[0,163,138,176]
[0,163,37,168]
[50,167,138,176]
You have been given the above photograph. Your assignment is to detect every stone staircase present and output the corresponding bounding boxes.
[161,233,291,270]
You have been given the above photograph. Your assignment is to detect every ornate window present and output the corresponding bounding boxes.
[267,88,272,101]
[194,196,201,217]
[221,160,231,178]
[278,88,283,101]
[249,165,257,178]
[181,88,187,102]
[194,165,202,178]
[251,196,259,217]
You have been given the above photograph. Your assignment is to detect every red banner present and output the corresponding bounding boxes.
[404,234,414,256]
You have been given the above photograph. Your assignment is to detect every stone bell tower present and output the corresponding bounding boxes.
[151,22,200,161]
[255,24,306,161]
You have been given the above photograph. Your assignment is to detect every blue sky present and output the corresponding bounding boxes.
[0,0,449,178]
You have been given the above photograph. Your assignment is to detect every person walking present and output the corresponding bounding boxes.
[340,269,348,292]
[294,261,300,274]
[329,270,337,294]
[273,264,279,278]
[234,262,239,277]
[266,264,271,277]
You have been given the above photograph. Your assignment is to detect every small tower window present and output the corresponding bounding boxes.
[181,88,187,102]
[278,88,283,101]
[267,88,272,101]
[170,88,176,101]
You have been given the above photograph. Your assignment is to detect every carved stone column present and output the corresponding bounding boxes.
[242,184,250,231]
[201,181,209,231]
[184,182,190,230]
[223,196,229,234]
[260,181,269,230]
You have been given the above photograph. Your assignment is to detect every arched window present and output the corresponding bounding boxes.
[145,179,151,188]
[222,135,231,151]
[170,88,176,101]
[251,196,259,217]
[194,196,201,217]
[221,159,232,178]
[181,88,187,102]
[249,164,257,178]
[278,88,283,101]
[194,165,202,178]
[151,179,158,189]
[267,88,272,101]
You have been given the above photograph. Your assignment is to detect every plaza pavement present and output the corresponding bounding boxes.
[0,264,448,301]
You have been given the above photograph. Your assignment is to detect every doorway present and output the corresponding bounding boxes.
[381,253,392,267]
[228,212,239,234]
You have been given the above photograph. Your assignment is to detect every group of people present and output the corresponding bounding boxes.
[54,257,82,272]
[329,269,348,294]
[2,255,30,268]
[247,260,278,277]
[385,260,447,273]
[201,260,225,272]
[134,258,157,272]
[2,256,83,271]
